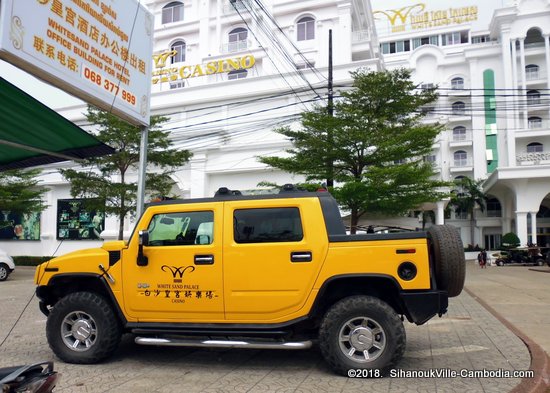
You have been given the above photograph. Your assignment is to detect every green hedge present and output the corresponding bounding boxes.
[13,256,52,266]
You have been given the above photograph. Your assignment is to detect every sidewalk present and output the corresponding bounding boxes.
[0,265,542,392]
[464,261,550,392]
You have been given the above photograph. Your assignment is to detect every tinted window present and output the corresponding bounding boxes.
[234,208,303,243]
[147,211,213,246]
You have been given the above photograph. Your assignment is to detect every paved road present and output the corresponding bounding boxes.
[465,261,550,356]
[0,266,534,392]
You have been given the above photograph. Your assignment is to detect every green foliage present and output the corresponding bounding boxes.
[260,68,447,231]
[449,177,488,244]
[0,169,47,215]
[13,256,52,266]
[60,106,191,239]
[501,232,520,249]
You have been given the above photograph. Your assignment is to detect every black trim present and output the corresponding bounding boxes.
[109,250,121,266]
[44,267,59,272]
[329,232,427,242]
[400,290,448,325]
[146,191,331,208]
[318,195,346,236]
[38,273,127,325]
[127,316,308,335]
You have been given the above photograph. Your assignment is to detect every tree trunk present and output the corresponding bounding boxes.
[118,213,124,241]
[470,211,476,248]
[350,208,359,234]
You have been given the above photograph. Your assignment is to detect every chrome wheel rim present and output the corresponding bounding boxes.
[0,266,7,280]
[338,316,386,363]
[61,311,98,352]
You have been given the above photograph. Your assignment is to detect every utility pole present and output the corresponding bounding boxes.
[136,125,148,218]
[326,29,334,188]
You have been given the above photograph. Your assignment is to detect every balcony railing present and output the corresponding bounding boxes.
[352,30,369,43]
[221,39,249,53]
[451,158,473,167]
[516,151,550,164]
[451,130,472,142]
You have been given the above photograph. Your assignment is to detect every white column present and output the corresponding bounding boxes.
[519,38,528,129]
[530,211,538,245]
[511,39,518,130]
[189,153,207,198]
[544,34,550,120]
[516,211,528,246]
[436,201,445,225]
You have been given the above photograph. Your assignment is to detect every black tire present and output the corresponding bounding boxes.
[319,296,405,376]
[0,263,9,281]
[427,225,465,297]
[536,258,544,267]
[496,259,504,266]
[46,292,122,364]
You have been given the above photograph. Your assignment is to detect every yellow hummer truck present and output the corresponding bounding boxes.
[35,187,465,376]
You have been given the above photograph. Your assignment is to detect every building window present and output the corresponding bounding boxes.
[451,77,464,90]
[297,16,315,41]
[228,27,248,52]
[484,234,502,250]
[528,117,542,129]
[527,142,543,153]
[527,90,540,105]
[162,2,184,24]
[421,83,434,90]
[472,35,490,44]
[453,150,468,166]
[486,198,502,217]
[453,126,467,141]
[170,40,186,63]
[234,208,303,243]
[525,64,539,80]
[228,69,248,80]
[452,101,466,115]
[424,155,436,163]
[412,35,438,49]
[442,31,468,46]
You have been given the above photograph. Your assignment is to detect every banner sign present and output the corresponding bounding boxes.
[0,0,153,126]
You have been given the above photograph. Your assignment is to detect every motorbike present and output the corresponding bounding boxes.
[0,361,59,393]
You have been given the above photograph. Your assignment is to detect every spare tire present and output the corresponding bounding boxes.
[427,225,465,297]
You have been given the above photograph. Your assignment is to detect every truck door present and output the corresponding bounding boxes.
[122,203,224,322]
[222,198,328,321]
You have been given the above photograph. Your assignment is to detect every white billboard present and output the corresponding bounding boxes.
[371,0,510,37]
[0,0,153,126]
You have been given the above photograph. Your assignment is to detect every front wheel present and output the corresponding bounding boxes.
[319,296,405,376]
[0,263,9,281]
[46,292,122,364]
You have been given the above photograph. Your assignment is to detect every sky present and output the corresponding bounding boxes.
[0,60,83,110]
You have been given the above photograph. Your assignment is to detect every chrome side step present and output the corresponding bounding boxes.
[135,337,312,350]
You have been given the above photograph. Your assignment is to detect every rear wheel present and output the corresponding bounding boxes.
[46,292,121,364]
[536,258,544,266]
[427,225,465,297]
[319,296,405,376]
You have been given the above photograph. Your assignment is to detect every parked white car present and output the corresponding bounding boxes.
[0,248,15,281]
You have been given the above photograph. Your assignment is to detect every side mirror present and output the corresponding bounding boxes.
[196,235,211,245]
[137,230,149,266]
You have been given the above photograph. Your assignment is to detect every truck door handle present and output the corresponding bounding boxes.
[194,255,214,265]
[291,251,312,262]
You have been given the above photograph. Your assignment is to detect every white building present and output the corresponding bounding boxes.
[1,0,549,256]
[373,0,550,248]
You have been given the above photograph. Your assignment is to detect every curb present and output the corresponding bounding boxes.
[465,287,550,393]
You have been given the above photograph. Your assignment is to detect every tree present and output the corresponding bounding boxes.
[501,232,520,249]
[260,68,447,232]
[61,106,191,240]
[0,169,46,215]
[449,177,488,246]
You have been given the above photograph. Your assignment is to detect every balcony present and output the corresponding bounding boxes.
[450,158,473,172]
[450,130,473,147]
[516,151,550,165]
[221,39,250,54]
[223,1,246,14]
[352,30,369,43]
